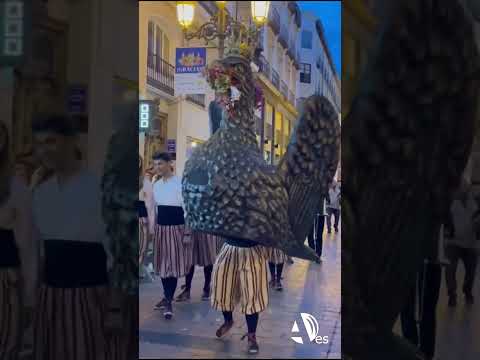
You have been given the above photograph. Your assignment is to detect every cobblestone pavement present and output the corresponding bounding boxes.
[139,229,342,359]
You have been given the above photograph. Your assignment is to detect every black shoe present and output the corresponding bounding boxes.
[287,257,294,264]
[269,279,276,288]
[242,333,259,354]
[154,298,168,310]
[448,296,457,307]
[275,278,283,291]
[163,302,173,319]
[465,294,474,305]
[334,228,339,233]
[175,288,191,302]
[327,230,331,234]
[216,321,234,338]
[202,288,210,301]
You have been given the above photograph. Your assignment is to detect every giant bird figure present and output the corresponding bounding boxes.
[342,0,480,358]
[182,55,340,262]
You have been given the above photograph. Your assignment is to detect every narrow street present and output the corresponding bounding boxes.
[139,229,341,359]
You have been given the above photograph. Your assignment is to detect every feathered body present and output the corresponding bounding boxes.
[183,56,340,261]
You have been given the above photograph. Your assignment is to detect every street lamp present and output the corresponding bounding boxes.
[176,1,270,59]
[251,1,270,25]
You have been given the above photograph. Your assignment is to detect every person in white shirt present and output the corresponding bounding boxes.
[0,122,36,360]
[326,180,341,233]
[31,115,109,360]
[444,180,479,306]
[149,152,192,319]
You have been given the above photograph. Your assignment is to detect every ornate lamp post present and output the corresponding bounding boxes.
[176,1,270,59]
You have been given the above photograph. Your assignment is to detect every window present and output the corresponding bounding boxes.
[148,21,170,64]
[299,63,311,83]
[301,30,312,49]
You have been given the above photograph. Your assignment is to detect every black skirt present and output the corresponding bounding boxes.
[157,205,184,225]
[137,200,148,218]
[44,239,108,288]
[0,228,20,268]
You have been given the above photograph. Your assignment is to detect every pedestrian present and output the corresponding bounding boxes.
[31,115,109,360]
[211,236,269,354]
[308,197,327,259]
[0,122,36,360]
[268,247,287,291]
[444,179,479,306]
[326,180,341,233]
[138,155,152,267]
[150,152,192,319]
[176,232,220,301]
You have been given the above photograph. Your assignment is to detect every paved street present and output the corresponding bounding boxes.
[139,229,341,359]
[393,263,480,359]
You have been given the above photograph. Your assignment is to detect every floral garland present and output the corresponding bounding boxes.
[203,61,264,116]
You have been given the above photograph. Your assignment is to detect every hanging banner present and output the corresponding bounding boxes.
[174,47,207,95]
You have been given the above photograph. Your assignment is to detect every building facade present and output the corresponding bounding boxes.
[139,1,304,173]
[2,0,138,177]
[297,11,340,116]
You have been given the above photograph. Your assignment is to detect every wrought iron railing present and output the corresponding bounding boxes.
[186,93,206,107]
[271,68,280,88]
[256,54,271,79]
[147,54,175,96]
[268,8,280,35]
[289,90,295,105]
[280,80,288,99]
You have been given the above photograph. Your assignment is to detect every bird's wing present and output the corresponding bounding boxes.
[277,95,341,246]
[341,0,480,356]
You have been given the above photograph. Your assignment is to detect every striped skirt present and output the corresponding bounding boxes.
[0,268,21,360]
[153,224,189,278]
[34,285,108,360]
[268,247,288,265]
[215,236,225,255]
[211,244,269,315]
[189,232,218,267]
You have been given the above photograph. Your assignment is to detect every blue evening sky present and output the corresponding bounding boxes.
[298,1,341,78]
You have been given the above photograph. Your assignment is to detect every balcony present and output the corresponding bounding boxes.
[289,90,295,104]
[147,53,175,96]
[279,25,289,49]
[256,54,271,79]
[268,8,280,35]
[271,68,280,88]
[280,80,288,100]
[186,94,206,108]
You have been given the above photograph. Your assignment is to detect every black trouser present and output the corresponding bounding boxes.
[400,261,442,359]
[326,208,340,232]
[445,245,478,298]
[308,215,324,257]
[184,264,213,292]
[161,277,178,302]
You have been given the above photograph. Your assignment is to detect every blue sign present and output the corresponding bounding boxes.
[175,47,206,74]
[68,85,87,114]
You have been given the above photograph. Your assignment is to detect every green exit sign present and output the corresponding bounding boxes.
[0,0,31,66]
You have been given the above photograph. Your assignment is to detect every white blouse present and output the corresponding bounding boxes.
[153,175,183,207]
[0,176,36,305]
[32,169,108,247]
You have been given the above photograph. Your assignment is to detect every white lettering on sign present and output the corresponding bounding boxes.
[3,1,24,57]
[139,103,150,129]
